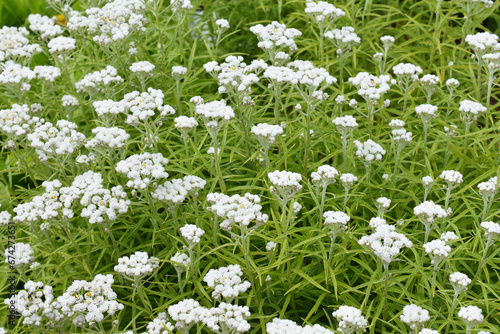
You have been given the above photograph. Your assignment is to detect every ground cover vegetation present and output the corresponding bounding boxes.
[1,0,500,333]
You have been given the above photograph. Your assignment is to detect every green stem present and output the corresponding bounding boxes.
[213,133,226,192]
[319,184,327,226]
[383,262,389,322]
[303,106,312,175]
[343,188,349,211]
[471,238,492,286]
[63,223,92,275]
[429,264,439,306]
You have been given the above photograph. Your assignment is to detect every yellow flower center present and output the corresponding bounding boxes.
[51,195,57,199]
[240,204,245,208]
[141,162,146,167]
[99,200,105,205]
[231,67,236,70]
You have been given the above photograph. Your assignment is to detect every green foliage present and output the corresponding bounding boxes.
[1,0,500,333]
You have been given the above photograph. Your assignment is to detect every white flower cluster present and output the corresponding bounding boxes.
[80,184,130,225]
[75,66,124,95]
[144,312,175,334]
[415,104,438,123]
[129,61,155,74]
[61,95,79,107]
[376,197,391,216]
[423,239,451,265]
[422,176,433,190]
[5,242,35,268]
[458,306,484,329]
[354,139,385,166]
[392,63,423,82]
[203,265,251,302]
[480,221,500,240]
[151,178,187,207]
[380,35,395,49]
[311,165,339,186]
[0,103,43,138]
[170,0,193,15]
[28,120,86,162]
[420,74,440,88]
[263,66,296,88]
[266,318,334,334]
[305,1,345,26]
[264,243,278,257]
[182,175,207,198]
[250,21,302,62]
[201,302,251,333]
[170,252,190,272]
[4,281,57,327]
[0,61,36,92]
[444,124,459,137]
[459,100,487,126]
[251,123,284,149]
[482,52,500,72]
[28,14,63,39]
[358,224,412,264]
[13,180,67,223]
[172,65,187,80]
[268,170,303,200]
[204,56,265,96]
[215,19,230,33]
[287,60,337,95]
[0,210,11,225]
[195,100,235,131]
[440,170,463,187]
[418,329,438,334]
[368,217,386,229]
[325,26,361,55]
[391,127,412,148]
[323,211,350,230]
[0,26,41,61]
[340,173,358,189]
[47,36,76,55]
[331,305,368,334]
[400,304,430,332]
[476,175,497,200]
[167,299,204,332]
[413,201,448,227]
[115,153,169,189]
[68,0,147,45]
[348,72,392,104]
[449,272,471,295]
[56,274,123,325]
[114,251,159,278]
[206,193,269,232]
[174,115,198,133]
[332,115,358,135]
[465,32,499,58]
[446,78,460,89]
[389,119,405,129]
[180,224,205,245]
[440,231,459,242]
[122,88,174,125]
[85,127,130,149]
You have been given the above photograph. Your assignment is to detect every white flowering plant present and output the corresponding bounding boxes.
[1,0,500,333]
